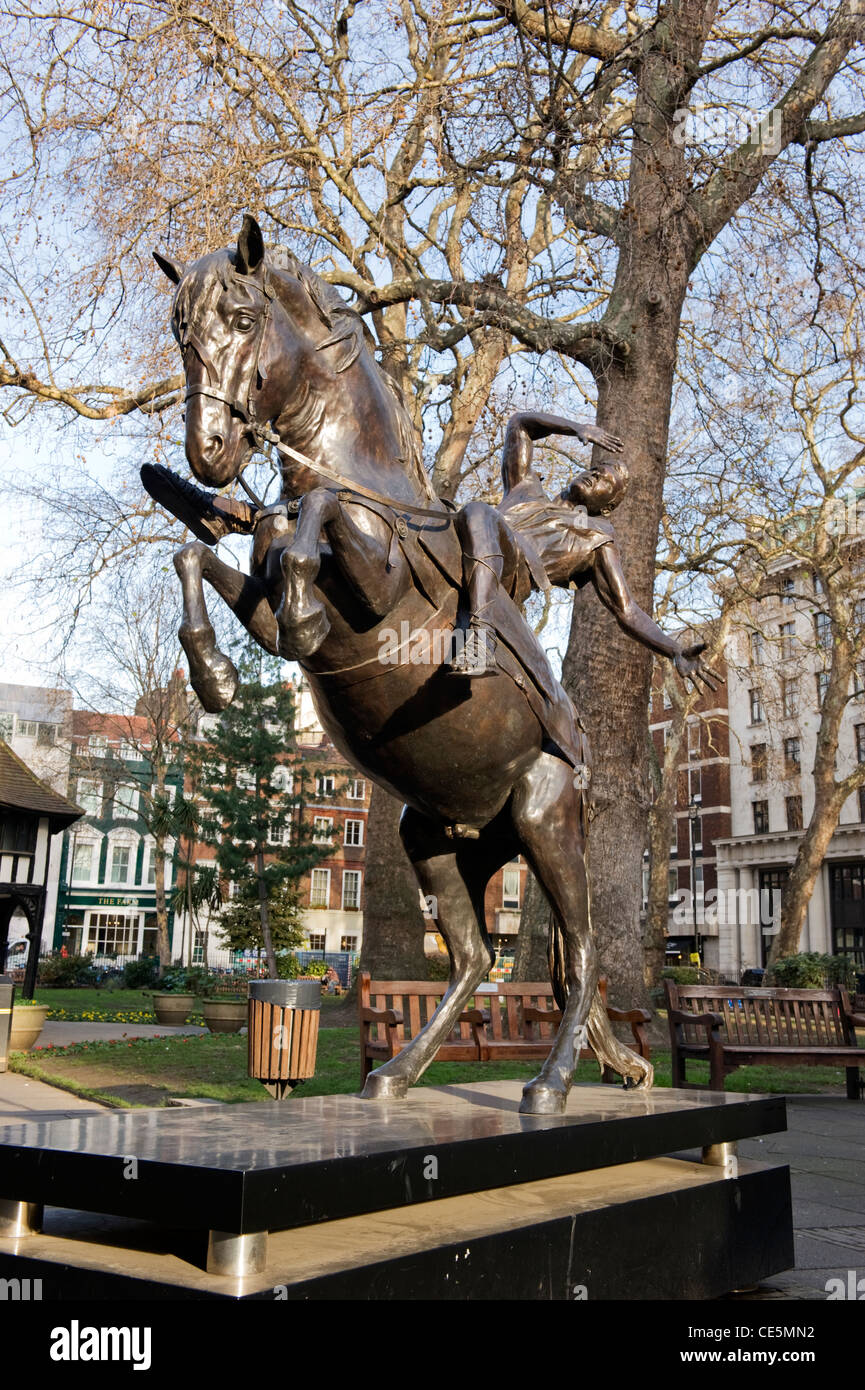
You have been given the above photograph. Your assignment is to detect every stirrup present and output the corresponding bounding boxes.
[447,625,497,677]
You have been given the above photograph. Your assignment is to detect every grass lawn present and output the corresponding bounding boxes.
[9,1028,860,1108]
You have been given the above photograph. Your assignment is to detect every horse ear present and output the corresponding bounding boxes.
[236,214,265,275]
[153,250,184,285]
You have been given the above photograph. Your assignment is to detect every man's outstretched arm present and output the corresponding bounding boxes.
[501,411,623,494]
[592,543,719,691]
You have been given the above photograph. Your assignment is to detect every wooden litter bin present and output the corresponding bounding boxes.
[248,979,321,1099]
[0,976,14,1074]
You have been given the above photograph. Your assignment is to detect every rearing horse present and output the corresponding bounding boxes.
[151,214,653,1113]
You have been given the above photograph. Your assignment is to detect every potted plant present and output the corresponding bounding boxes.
[150,966,199,1026]
[201,989,249,1034]
[10,997,50,1051]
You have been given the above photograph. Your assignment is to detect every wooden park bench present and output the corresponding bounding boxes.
[359,971,651,1086]
[665,979,865,1100]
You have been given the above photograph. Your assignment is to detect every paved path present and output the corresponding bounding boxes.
[736,1094,865,1299]
[0,1068,106,1120]
[37,1020,208,1047]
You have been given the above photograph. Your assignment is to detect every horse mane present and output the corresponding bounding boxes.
[267,246,436,501]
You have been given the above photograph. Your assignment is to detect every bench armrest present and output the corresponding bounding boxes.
[669,1008,724,1032]
[607,1005,652,1060]
[360,1006,404,1027]
[458,1009,485,1026]
[523,1006,562,1025]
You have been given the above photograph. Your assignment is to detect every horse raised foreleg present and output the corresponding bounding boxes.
[360,808,494,1099]
[277,488,411,660]
[174,542,278,712]
[511,752,653,1115]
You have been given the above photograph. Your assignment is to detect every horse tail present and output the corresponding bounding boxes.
[548,912,568,1012]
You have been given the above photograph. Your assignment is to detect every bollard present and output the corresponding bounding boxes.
[0,976,14,1074]
[248,979,321,1099]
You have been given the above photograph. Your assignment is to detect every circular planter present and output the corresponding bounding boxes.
[202,998,248,1034]
[151,992,196,1027]
[10,1004,50,1052]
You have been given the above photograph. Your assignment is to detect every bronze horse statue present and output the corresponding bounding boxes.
[148,214,655,1113]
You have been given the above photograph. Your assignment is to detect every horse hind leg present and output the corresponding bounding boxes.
[511,752,652,1115]
[360,809,494,1099]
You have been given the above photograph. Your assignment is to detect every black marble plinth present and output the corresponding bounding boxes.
[0,1081,785,1235]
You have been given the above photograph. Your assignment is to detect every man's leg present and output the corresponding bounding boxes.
[449,501,507,676]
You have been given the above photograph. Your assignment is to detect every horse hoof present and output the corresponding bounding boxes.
[360,1072,409,1101]
[179,630,238,712]
[519,1081,568,1115]
[276,603,330,659]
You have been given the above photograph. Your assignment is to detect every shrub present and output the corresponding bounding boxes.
[122,956,160,989]
[157,965,216,994]
[660,966,703,985]
[768,952,856,990]
[37,953,99,988]
[278,955,328,979]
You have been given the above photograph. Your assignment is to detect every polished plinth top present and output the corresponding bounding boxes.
[0,1081,786,1233]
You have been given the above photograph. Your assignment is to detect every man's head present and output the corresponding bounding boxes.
[565,458,630,515]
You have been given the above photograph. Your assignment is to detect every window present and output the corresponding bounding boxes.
[814,612,832,650]
[85,911,138,956]
[854,597,865,629]
[342,870,362,910]
[347,778,366,800]
[310,868,330,908]
[749,631,764,666]
[668,868,678,900]
[77,779,102,817]
[89,734,107,751]
[784,737,801,774]
[109,844,131,884]
[786,795,803,831]
[146,847,156,885]
[813,571,825,596]
[114,784,139,820]
[856,725,865,764]
[782,677,798,718]
[308,933,326,951]
[117,741,137,762]
[71,843,94,883]
[271,766,293,792]
[344,818,364,847]
[779,621,796,658]
[502,864,521,909]
[340,935,358,952]
[17,720,37,738]
[687,721,701,758]
[781,575,795,605]
[670,819,678,857]
[315,773,335,797]
[751,744,767,782]
[312,817,333,844]
[855,661,865,697]
[688,766,702,803]
[753,801,769,834]
[859,787,865,823]
[267,822,291,846]
[37,723,56,747]
[662,684,673,711]
[749,688,763,724]
[236,768,256,790]
[816,671,830,707]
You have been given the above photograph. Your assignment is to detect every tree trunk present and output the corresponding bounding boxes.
[360,784,429,978]
[511,871,552,982]
[153,836,171,972]
[255,848,278,977]
[644,708,685,989]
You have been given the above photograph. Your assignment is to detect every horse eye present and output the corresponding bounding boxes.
[235,315,255,332]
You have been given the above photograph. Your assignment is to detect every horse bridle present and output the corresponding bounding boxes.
[177,271,454,524]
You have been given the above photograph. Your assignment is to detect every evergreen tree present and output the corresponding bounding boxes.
[190,640,329,976]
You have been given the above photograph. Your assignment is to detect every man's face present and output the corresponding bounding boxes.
[569,466,620,514]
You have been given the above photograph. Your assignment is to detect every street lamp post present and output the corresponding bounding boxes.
[689,798,701,967]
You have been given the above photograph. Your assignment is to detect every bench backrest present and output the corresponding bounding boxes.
[667,982,854,1048]
[361,975,609,1045]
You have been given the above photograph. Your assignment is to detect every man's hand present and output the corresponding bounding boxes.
[576,423,624,454]
[674,641,721,692]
